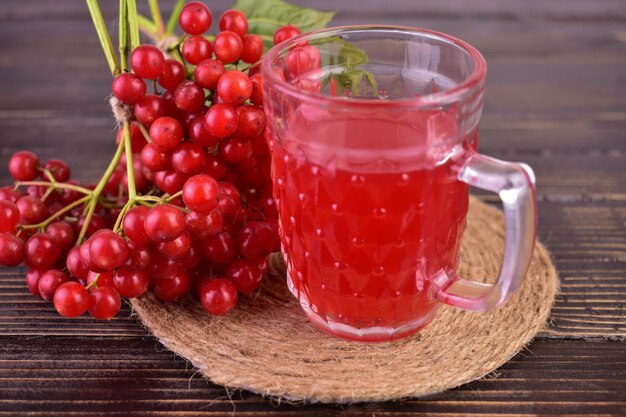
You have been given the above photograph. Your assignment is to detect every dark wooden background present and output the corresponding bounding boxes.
[1,0,625,415]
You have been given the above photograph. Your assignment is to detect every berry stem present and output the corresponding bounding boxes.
[15,181,92,195]
[137,14,158,37]
[136,123,152,143]
[119,0,129,71]
[164,190,182,202]
[126,0,141,50]
[148,0,164,34]
[166,0,185,35]
[77,138,126,244]
[123,121,137,200]
[20,195,91,231]
[86,0,120,76]
[40,168,56,183]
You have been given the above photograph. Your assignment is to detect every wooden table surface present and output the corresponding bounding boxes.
[1,0,626,415]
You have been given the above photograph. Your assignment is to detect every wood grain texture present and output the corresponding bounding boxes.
[0,0,625,415]
[0,338,624,416]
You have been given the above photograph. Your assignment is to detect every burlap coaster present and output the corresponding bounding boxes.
[131,196,558,403]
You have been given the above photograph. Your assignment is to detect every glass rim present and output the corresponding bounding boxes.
[261,25,487,108]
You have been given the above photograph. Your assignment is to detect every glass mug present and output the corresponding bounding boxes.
[261,26,536,342]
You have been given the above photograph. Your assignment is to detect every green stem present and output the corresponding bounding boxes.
[77,139,126,244]
[166,0,185,35]
[137,14,158,36]
[119,0,129,71]
[126,0,141,50]
[16,181,92,195]
[165,190,182,202]
[123,121,137,200]
[148,0,164,34]
[21,195,91,230]
[85,274,100,290]
[136,122,151,143]
[86,0,120,75]
[113,199,134,232]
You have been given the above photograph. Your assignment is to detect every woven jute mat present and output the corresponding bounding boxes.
[131,196,558,403]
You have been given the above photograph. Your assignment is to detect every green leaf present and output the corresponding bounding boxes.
[309,37,376,96]
[233,0,335,50]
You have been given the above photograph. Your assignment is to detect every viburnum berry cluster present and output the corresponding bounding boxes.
[0,1,307,320]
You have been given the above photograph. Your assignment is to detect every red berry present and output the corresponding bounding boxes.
[158,59,186,91]
[0,200,19,233]
[152,268,191,302]
[194,59,225,90]
[0,186,24,203]
[189,117,220,148]
[171,142,207,176]
[130,44,165,79]
[174,81,206,112]
[122,240,153,271]
[219,137,252,164]
[202,232,236,264]
[38,269,69,301]
[144,205,186,242]
[218,10,248,37]
[122,206,150,245]
[0,232,24,266]
[112,73,146,104]
[286,46,313,76]
[25,268,45,297]
[149,117,183,151]
[186,209,223,239]
[41,159,70,182]
[204,104,238,138]
[53,282,88,317]
[113,269,149,298]
[235,105,265,138]
[237,221,275,261]
[182,35,213,65]
[154,170,189,195]
[179,243,202,269]
[135,95,168,127]
[249,73,263,105]
[25,233,60,269]
[273,24,301,45]
[45,221,74,253]
[157,231,191,260]
[198,278,237,315]
[9,151,39,181]
[241,34,263,63]
[86,270,114,289]
[203,155,227,180]
[227,259,263,294]
[217,70,252,106]
[66,247,89,281]
[89,230,129,271]
[140,143,171,172]
[77,213,106,238]
[179,1,212,35]
[88,287,121,320]
[146,257,181,280]
[182,174,218,213]
[213,31,243,64]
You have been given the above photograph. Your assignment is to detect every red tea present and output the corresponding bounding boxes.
[269,106,476,341]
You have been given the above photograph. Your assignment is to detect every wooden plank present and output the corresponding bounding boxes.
[0,337,623,416]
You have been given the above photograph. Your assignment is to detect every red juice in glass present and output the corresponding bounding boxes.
[263,26,537,342]
[269,103,475,341]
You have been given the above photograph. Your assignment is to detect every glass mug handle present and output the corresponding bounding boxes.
[436,153,537,312]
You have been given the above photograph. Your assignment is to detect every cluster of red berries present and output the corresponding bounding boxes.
[0,1,306,320]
